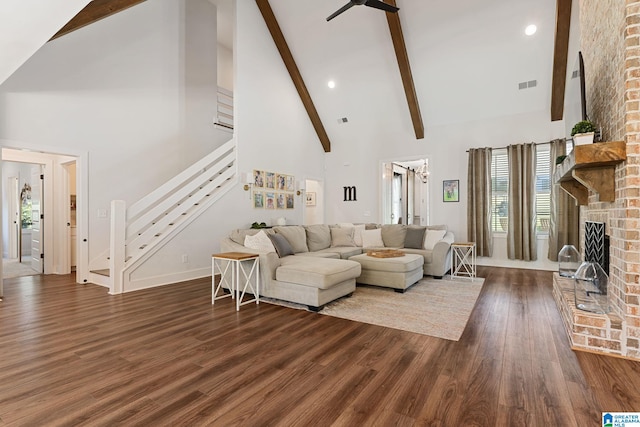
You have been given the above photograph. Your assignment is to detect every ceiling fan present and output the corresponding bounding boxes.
[326,0,399,22]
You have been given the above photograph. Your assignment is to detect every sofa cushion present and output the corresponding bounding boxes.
[277,258,361,290]
[331,227,356,247]
[295,251,340,259]
[305,224,331,251]
[274,225,309,253]
[361,228,385,248]
[336,223,366,247]
[424,229,447,250]
[268,233,295,258]
[404,226,426,249]
[349,253,424,273]
[381,224,407,248]
[426,224,448,231]
[315,247,362,259]
[402,248,433,263]
[244,230,275,253]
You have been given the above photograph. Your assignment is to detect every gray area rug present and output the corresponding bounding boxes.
[263,275,485,341]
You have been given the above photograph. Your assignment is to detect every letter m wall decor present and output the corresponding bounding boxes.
[343,186,357,201]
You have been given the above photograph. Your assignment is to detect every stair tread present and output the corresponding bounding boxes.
[91,269,110,277]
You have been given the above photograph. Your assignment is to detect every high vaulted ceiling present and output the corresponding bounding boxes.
[261,0,560,130]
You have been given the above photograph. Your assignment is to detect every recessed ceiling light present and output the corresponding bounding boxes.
[327,80,336,89]
[525,24,537,36]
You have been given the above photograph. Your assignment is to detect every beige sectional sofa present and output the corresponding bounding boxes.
[220,223,454,310]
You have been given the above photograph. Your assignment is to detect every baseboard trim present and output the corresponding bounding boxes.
[126,267,212,293]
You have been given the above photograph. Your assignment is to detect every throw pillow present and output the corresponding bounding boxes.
[353,224,366,247]
[404,226,426,249]
[244,230,275,253]
[274,226,308,253]
[361,228,385,248]
[330,227,356,247]
[268,233,295,258]
[423,229,447,250]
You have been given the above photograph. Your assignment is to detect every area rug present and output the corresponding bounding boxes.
[263,276,484,341]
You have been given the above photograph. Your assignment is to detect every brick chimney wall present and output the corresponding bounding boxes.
[576,0,640,358]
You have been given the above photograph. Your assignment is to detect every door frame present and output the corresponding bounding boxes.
[1,144,88,284]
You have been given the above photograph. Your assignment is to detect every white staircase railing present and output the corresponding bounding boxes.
[108,137,237,294]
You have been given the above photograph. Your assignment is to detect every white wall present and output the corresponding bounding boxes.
[0,0,235,283]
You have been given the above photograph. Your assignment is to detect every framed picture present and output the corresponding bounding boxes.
[286,193,294,209]
[306,192,316,206]
[253,191,264,208]
[265,192,275,209]
[265,172,275,189]
[286,175,295,192]
[276,174,286,191]
[443,180,459,202]
[276,193,286,209]
[253,170,264,188]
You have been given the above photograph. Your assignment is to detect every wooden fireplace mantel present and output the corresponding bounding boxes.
[554,141,626,205]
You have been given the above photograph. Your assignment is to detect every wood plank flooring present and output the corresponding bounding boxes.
[1,267,639,426]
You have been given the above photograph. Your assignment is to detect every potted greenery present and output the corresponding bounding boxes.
[571,120,596,145]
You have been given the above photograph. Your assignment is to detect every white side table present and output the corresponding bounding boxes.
[212,252,260,311]
[450,242,476,280]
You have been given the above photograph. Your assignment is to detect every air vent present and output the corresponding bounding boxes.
[337,117,348,124]
[518,79,538,90]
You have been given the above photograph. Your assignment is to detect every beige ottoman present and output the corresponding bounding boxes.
[349,253,424,292]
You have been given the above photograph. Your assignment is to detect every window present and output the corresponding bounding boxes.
[491,149,509,232]
[490,145,551,234]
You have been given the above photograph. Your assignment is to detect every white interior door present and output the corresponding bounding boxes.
[30,168,43,273]
[8,177,19,259]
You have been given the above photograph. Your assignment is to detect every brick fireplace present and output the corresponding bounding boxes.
[554,0,640,360]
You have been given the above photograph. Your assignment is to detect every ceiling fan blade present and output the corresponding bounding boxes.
[326,2,355,21]
[364,0,399,13]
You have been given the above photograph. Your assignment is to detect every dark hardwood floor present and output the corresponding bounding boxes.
[1,267,639,426]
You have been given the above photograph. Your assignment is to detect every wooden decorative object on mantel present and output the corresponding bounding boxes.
[554,141,626,204]
[367,249,405,258]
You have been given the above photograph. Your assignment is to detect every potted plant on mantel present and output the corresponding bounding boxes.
[571,120,597,145]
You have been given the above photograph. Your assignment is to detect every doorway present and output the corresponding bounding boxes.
[1,148,86,285]
[2,161,43,279]
[303,179,323,225]
[382,158,429,226]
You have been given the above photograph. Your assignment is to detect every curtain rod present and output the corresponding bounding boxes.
[465,140,555,153]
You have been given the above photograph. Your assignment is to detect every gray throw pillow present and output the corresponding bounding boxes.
[404,226,426,249]
[268,233,294,258]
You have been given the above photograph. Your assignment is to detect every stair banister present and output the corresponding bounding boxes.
[127,139,235,222]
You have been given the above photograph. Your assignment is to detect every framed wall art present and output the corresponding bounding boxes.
[306,192,316,206]
[443,180,459,202]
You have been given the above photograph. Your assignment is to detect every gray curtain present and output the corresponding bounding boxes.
[507,143,537,260]
[467,148,493,257]
[548,139,580,261]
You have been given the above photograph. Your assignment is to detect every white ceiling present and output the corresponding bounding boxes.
[211,0,558,129]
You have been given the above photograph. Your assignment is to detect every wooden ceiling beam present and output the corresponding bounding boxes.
[50,0,147,41]
[385,0,424,139]
[255,0,331,153]
[550,0,572,121]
